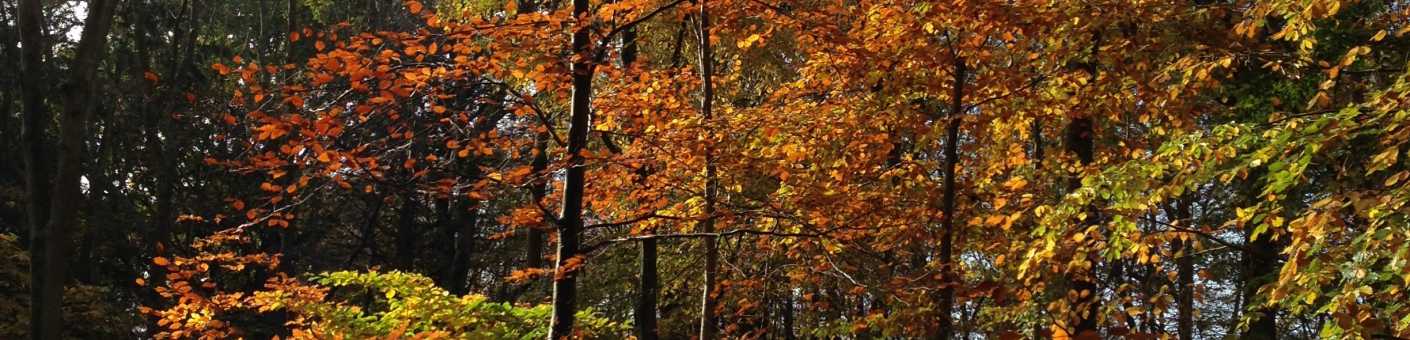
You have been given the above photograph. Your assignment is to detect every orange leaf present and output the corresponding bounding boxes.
[212,63,230,75]
[153,257,171,266]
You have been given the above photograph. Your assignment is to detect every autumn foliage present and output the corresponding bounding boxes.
[3,0,1410,338]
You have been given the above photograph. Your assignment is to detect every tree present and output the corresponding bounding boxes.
[19,0,119,338]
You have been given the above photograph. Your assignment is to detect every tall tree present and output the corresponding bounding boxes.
[696,0,721,338]
[935,55,966,340]
[26,0,120,338]
[547,0,595,336]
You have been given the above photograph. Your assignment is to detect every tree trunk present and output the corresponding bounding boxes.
[30,0,119,338]
[526,133,549,277]
[697,1,721,338]
[635,237,659,339]
[935,57,966,340]
[1240,180,1278,339]
[547,0,593,334]
[1173,200,1195,340]
[1230,164,1278,340]
[782,290,796,340]
[449,164,483,296]
[1240,231,1278,339]
[395,192,419,270]
[17,0,51,288]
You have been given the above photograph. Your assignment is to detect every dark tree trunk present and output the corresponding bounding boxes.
[1237,167,1278,340]
[449,170,482,296]
[1173,200,1195,340]
[29,0,119,338]
[395,193,419,270]
[17,0,51,284]
[1241,221,1278,338]
[697,2,721,338]
[547,0,593,334]
[782,290,796,340]
[526,133,549,276]
[635,237,659,339]
[935,57,966,340]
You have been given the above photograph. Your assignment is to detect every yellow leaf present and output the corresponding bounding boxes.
[738,34,762,49]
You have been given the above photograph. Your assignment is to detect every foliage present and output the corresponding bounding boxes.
[273,271,627,339]
[4,0,1410,338]
[0,234,139,339]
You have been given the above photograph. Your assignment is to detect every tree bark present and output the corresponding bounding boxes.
[395,192,419,270]
[935,57,966,340]
[547,0,593,334]
[526,133,549,275]
[1240,172,1278,340]
[17,0,51,282]
[1173,199,1195,340]
[449,163,483,296]
[30,0,119,338]
[697,1,721,338]
[1239,232,1278,339]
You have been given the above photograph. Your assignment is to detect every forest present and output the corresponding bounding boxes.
[1,0,1409,338]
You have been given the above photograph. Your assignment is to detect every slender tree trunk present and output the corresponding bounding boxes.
[1240,171,1278,340]
[31,0,119,338]
[547,0,593,334]
[526,133,548,275]
[935,57,966,340]
[17,0,52,299]
[697,1,721,338]
[395,192,419,270]
[0,3,20,200]
[1172,199,1195,340]
[285,0,297,63]
[1240,231,1278,339]
[636,236,659,339]
[1240,215,1285,337]
[783,290,796,340]
[449,164,483,296]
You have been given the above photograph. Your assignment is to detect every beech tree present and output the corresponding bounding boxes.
[3,0,1410,338]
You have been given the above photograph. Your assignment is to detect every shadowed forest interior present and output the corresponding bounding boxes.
[2,0,1410,338]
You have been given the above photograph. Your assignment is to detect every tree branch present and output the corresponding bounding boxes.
[583,228,820,253]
